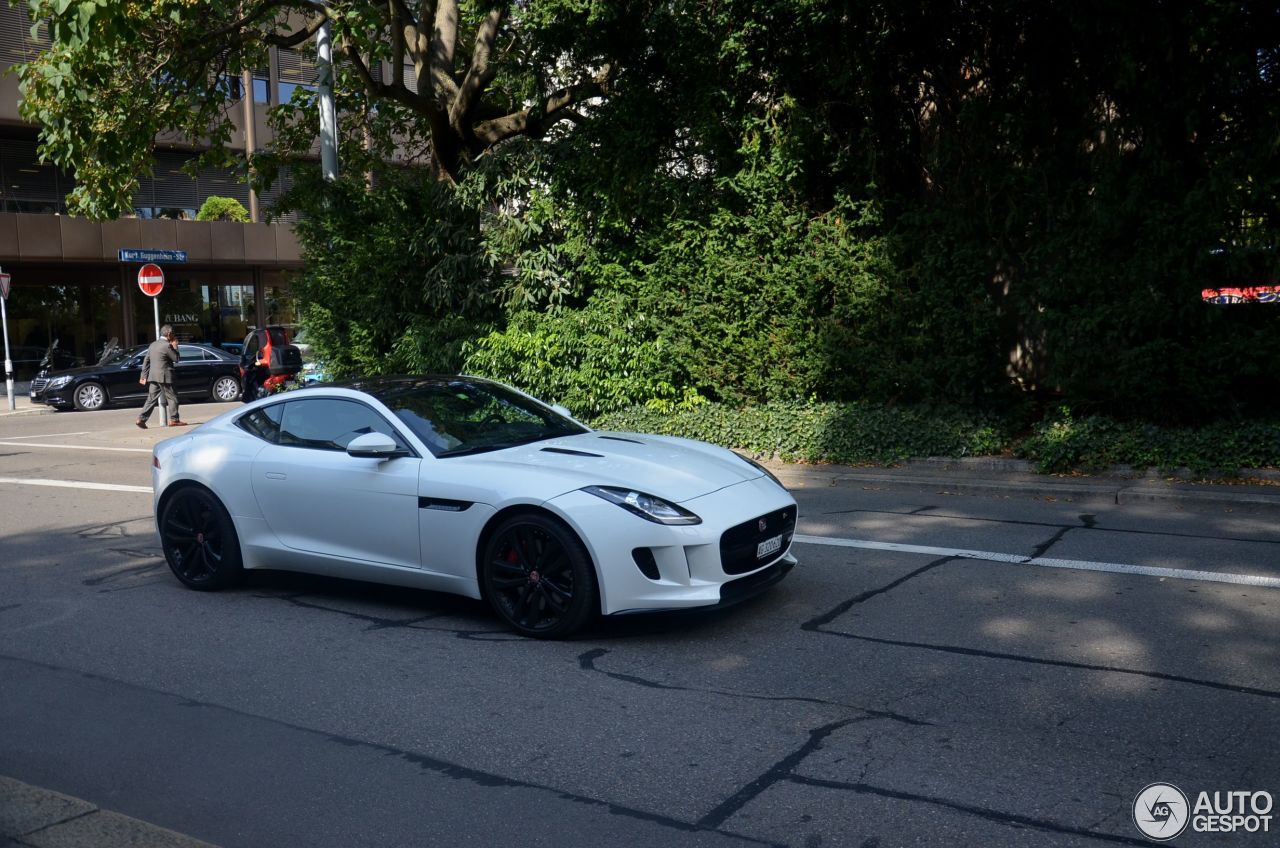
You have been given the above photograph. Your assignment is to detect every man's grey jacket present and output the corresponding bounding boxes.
[141,339,178,384]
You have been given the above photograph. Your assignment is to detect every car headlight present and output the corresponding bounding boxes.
[47,375,73,389]
[582,486,702,525]
[737,452,787,490]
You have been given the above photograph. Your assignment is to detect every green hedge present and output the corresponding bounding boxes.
[593,401,1011,465]
[591,402,1280,474]
[1017,413,1280,474]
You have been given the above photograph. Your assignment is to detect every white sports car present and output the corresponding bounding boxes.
[151,377,798,637]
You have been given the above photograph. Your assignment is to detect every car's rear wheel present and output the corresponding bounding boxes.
[72,381,106,411]
[159,487,244,590]
[211,375,241,402]
[482,514,597,638]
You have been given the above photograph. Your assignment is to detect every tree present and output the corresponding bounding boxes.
[196,195,250,222]
[16,0,643,219]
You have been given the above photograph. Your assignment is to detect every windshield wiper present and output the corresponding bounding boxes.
[437,443,519,458]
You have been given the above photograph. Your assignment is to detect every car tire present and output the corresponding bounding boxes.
[211,375,241,402]
[72,381,106,411]
[159,486,244,590]
[481,513,598,638]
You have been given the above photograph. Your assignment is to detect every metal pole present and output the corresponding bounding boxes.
[154,296,167,425]
[1,295,13,411]
[316,21,339,183]
[241,68,260,222]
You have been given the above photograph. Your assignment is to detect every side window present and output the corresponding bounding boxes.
[178,345,204,361]
[277,398,409,452]
[236,403,284,443]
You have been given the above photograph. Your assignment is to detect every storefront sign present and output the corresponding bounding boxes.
[119,249,188,263]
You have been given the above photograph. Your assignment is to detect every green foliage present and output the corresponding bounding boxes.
[1018,410,1280,474]
[286,168,499,379]
[195,196,249,223]
[462,292,703,418]
[595,402,1011,465]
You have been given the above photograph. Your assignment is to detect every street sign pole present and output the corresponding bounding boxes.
[0,269,13,411]
[137,263,168,425]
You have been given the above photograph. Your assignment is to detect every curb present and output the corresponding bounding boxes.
[0,776,217,848]
[767,461,1280,513]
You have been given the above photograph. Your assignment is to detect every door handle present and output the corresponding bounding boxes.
[265,471,287,480]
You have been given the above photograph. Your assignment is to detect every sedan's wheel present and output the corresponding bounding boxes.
[482,514,597,638]
[72,382,106,411]
[211,375,241,402]
[159,487,244,590]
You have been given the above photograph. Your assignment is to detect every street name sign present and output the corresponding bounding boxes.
[119,249,188,263]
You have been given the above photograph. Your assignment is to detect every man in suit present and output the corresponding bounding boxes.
[135,324,185,428]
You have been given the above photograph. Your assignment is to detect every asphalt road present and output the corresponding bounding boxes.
[1,402,1278,847]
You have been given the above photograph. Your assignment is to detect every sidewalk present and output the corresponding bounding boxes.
[0,776,217,848]
[765,455,1280,512]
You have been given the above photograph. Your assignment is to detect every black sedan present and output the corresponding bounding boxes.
[30,344,242,411]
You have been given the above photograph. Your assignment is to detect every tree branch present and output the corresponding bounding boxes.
[428,0,459,103]
[265,14,327,48]
[472,66,613,146]
[448,4,506,136]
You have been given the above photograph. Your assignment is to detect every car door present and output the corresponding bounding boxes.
[105,350,148,401]
[251,396,423,570]
[175,345,211,396]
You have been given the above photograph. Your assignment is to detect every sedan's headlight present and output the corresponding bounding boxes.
[47,375,73,388]
[582,486,702,525]
[737,452,787,490]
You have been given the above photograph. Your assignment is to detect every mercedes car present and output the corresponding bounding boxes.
[30,343,242,410]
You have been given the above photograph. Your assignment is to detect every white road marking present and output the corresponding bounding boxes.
[0,432,92,439]
[0,477,152,494]
[0,441,150,453]
[794,533,1280,589]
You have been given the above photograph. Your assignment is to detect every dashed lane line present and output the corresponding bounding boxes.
[793,533,1280,590]
[0,476,151,493]
[0,440,150,453]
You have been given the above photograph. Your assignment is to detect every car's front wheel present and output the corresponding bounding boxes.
[72,381,106,411]
[481,513,597,638]
[159,486,244,590]
[211,375,241,402]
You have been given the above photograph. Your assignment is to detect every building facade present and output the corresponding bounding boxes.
[0,4,312,382]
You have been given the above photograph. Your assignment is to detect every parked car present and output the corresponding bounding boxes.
[151,376,798,638]
[30,343,242,410]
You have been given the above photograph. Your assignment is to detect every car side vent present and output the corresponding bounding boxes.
[597,435,645,445]
[540,447,605,458]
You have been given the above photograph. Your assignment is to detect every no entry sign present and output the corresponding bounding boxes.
[137,263,165,297]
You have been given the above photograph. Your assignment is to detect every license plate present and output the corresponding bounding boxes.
[756,534,783,559]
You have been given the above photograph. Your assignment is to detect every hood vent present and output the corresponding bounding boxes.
[540,447,605,458]
[596,435,645,445]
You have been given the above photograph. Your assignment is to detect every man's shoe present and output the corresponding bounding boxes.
[135,419,147,429]
[167,420,188,426]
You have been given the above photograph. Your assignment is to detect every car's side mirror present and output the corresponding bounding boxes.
[346,432,409,459]
[551,403,573,419]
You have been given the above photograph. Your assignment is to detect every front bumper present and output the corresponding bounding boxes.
[547,474,798,616]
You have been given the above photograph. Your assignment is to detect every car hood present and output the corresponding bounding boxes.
[456,431,762,503]
[38,363,124,379]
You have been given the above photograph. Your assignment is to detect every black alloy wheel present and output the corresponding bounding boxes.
[159,487,244,590]
[482,514,597,638]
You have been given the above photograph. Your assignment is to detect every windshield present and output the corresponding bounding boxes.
[376,379,588,457]
[101,346,144,366]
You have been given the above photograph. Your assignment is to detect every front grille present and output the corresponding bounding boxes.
[719,507,796,575]
[29,377,49,395]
